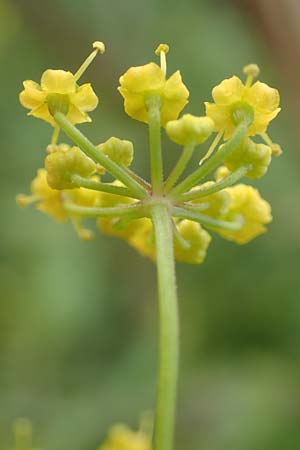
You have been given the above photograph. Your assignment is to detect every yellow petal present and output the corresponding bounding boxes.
[212,76,244,105]
[40,69,76,94]
[161,71,189,125]
[70,83,99,112]
[19,80,46,110]
[119,88,148,123]
[246,81,280,113]
[119,62,165,93]
[66,104,92,124]
[28,103,54,125]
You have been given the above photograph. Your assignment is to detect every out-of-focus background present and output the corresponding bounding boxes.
[1,0,300,449]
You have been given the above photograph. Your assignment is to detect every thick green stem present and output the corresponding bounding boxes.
[54,112,147,199]
[170,124,248,199]
[164,144,195,193]
[71,174,138,198]
[147,97,163,194]
[177,165,251,202]
[151,203,179,450]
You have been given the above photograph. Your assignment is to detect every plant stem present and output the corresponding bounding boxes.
[173,206,243,231]
[177,165,251,202]
[71,174,138,198]
[151,203,179,450]
[64,201,145,218]
[170,124,248,199]
[164,144,195,193]
[54,112,148,199]
[147,97,163,194]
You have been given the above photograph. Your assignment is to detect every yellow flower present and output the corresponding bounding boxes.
[118,62,189,126]
[19,69,98,126]
[98,424,151,450]
[205,74,280,139]
[97,137,134,167]
[218,184,272,244]
[191,181,230,218]
[174,220,211,264]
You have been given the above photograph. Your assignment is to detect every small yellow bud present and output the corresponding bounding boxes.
[98,137,134,167]
[174,220,212,264]
[243,63,260,78]
[191,181,230,217]
[155,43,169,55]
[215,165,231,181]
[93,41,105,54]
[45,145,96,189]
[166,114,214,146]
[218,184,272,244]
[224,138,272,179]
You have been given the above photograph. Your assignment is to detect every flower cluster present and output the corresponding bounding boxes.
[17,41,281,265]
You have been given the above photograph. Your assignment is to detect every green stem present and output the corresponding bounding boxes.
[54,112,148,199]
[151,203,179,450]
[147,97,163,194]
[164,144,195,193]
[177,165,251,202]
[170,124,248,199]
[71,174,138,198]
[173,206,243,231]
[64,201,145,218]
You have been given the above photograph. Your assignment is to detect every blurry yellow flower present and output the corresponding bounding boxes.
[218,184,272,244]
[17,168,68,223]
[97,137,134,167]
[205,74,280,139]
[99,424,151,450]
[191,181,230,218]
[19,69,98,126]
[118,62,189,126]
[174,220,211,264]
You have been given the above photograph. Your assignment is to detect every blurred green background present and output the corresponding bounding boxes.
[1,0,300,449]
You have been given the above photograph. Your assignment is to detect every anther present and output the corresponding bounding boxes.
[155,43,169,77]
[74,41,105,81]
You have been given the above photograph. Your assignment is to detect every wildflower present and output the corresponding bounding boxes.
[166,114,214,146]
[45,144,96,189]
[223,137,272,179]
[19,70,98,125]
[19,42,104,126]
[118,44,189,126]
[174,220,211,264]
[205,66,280,139]
[98,424,151,450]
[217,184,272,244]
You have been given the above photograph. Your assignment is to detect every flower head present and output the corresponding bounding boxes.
[217,184,272,244]
[118,45,189,126]
[205,66,280,139]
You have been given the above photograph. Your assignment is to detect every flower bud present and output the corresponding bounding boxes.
[174,220,211,264]
[224,138,271,179]
[166,114,214,146]
[45,145,96,189]
[98,137,134,167]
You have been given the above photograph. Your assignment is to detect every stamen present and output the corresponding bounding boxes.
[16,194,39,207]
[260,132,283,156]
[243,63,260,88]
[71,218,94,240]
[51,125,60,145]
[155,43,169,77]
[74,41,105,81]
[199,130,223,165]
